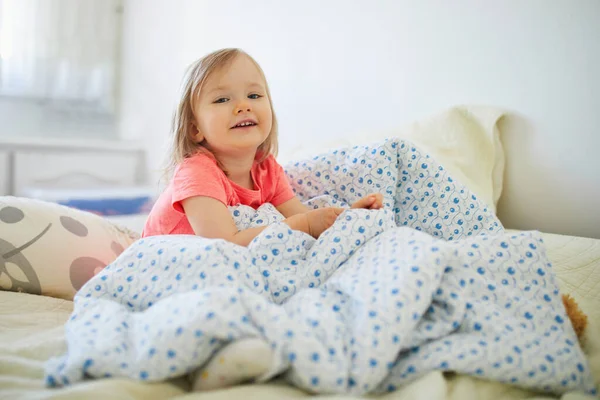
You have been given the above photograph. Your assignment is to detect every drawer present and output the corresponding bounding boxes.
[0,151,8,195]
[13,151,141,196]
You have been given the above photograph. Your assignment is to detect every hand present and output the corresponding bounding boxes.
[351,193,384,210]
[305,207,345,238]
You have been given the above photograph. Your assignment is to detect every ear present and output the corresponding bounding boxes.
[190,122,204,143]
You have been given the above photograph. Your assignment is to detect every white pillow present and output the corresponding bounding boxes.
[0,196,140,300]
[279,106,506,213]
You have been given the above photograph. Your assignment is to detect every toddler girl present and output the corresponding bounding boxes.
[143,48,382,245]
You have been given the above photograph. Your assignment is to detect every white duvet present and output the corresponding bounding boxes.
[41,139,593,396]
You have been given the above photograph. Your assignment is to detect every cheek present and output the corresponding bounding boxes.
[199,107,230,132]
[259,105,273,128]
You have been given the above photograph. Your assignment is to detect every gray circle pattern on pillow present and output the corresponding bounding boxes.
[60,216,89,237]
[0,206,25,224]
[0,205,125,295]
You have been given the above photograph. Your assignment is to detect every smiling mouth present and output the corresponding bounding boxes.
[231,121,257,129]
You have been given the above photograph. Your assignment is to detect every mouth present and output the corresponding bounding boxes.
[231,119,258,129]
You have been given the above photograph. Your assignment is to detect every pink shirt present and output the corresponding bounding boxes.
[142,152,295,237]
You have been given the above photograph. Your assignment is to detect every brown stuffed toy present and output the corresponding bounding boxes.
[562,294,588,339]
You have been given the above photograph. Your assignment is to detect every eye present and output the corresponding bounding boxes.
[248,94,263,99]
[213,97,229,104]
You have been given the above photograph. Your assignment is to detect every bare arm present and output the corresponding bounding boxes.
[277,193,384,218]
[276,197,310,218]
[182,196,310,247]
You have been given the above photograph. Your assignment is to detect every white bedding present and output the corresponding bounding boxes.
[1,231,598,400]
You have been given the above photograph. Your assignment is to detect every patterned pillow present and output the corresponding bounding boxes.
[0,196,140,300]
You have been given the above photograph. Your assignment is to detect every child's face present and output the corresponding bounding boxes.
[193,55,273,157]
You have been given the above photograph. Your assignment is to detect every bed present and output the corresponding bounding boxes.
[1,106,598,400]
[1,231,598,400]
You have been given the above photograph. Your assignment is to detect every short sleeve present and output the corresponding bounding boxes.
[268,157,296,206]
[171,153,229,212]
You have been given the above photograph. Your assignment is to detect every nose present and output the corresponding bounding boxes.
[235,101,252,114]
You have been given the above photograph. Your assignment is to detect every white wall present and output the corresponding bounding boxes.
[0,99,117,140]
[120,0,600,238]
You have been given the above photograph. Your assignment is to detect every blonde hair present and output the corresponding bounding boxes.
[165,48,278,178]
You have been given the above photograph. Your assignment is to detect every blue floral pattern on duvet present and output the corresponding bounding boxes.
[45,139,596,396]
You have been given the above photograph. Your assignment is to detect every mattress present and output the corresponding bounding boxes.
[1,231,598,400]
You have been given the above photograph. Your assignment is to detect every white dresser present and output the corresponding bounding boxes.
[0,137,148,196]
[0,150,9,195]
